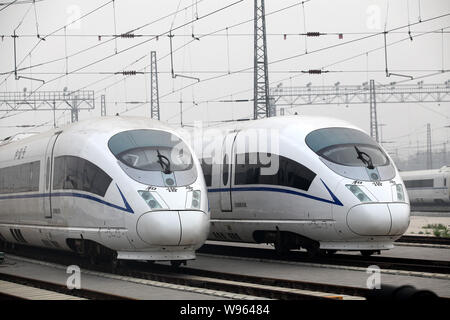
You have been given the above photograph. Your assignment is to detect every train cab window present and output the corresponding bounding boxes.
[53,156,112,197]
[200,158,212,187]
[306,128,389,167]
[108,129,193,172]
[234,153,316,191]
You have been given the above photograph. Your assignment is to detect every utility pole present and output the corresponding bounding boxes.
[443,142,447,165]
[427,123,432,169]
[378,123,386,145]
[53,100,56,128]
[179,97,183,127]
[71,96,79,122]
[150,51,160,120]
[253,0,270,119]
[369,79,379,142]
[101,94,106,116]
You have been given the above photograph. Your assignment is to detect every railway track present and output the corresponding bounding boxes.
[397,235,450,246]
[121,261,363,300]
[3,249,357,300]
[0,272,133,300]
[198,243,450,275]
[135,263,447,301]
[2,243,449,300]
[2,246,448,301]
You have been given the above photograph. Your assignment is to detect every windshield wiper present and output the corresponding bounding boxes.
[354,146,375,169]
[156,150,172,174]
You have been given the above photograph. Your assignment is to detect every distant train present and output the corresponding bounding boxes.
[400,166,450,209]
[0,117,210,265]
[184,116,410,256]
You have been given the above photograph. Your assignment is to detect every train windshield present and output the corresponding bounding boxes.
[305,127,389,167]
[108,129,193,171]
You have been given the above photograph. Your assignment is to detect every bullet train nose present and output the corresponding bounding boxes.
[346,203,410,236]
[136,210,209,246]
[178,210,210,245]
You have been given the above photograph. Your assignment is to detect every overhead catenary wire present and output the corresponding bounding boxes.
[1,0,306,79]
[4,30,450,39]
[0,0,245,115]
[1,0,208,84]
[0,0,212,79]
[159,22,450,123]
[66,0,260,95]
[0,0,19,13]
[89,0,340,105]
[3,2,446,128]
[9,68,449,75]
[159,14,450,109]
[0,0,116,88]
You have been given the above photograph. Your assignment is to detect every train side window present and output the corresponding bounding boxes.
[404,179,433,188]
[234,153,316,191]
[53,157,65,190]
[223,154,229,185]
[53,156,112,197]
[30,161,40,192]
[200,158,212,187]
[0,161,40,194]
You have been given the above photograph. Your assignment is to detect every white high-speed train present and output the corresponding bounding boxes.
[185,115,410,256]
[400,166,450,207]
[0,117,209,264]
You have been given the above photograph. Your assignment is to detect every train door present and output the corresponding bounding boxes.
[43,131,62,218]
[220,131,237,212]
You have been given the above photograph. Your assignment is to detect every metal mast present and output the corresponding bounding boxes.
[427,123,432,169]
[150,51,160,120]
[443,142,447,165]
[369,79,379,142]
[71,96,79,123]
[253,0,270,119]
[101,94,106,116]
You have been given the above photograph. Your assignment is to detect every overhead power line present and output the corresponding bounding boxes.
[161,23,450,121]
[158,15,450,122]
[0,0,116,88]
[0,0,244,117]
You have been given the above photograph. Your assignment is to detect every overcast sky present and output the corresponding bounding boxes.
[0,0,449,159]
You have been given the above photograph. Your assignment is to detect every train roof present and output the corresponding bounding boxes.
[400,166,450,179]
[0,116,178,147]
[0,132,40,146]
[188,115,365,134]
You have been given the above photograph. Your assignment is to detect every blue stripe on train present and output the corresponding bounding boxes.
[207,179,343,206]
[0,184,134,214]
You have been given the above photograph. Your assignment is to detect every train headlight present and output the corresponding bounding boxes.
[138,190,163,209]
[192,190,201,209]
[186,190,201,209]
[345,185,372,202]
[395,184,405,202]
